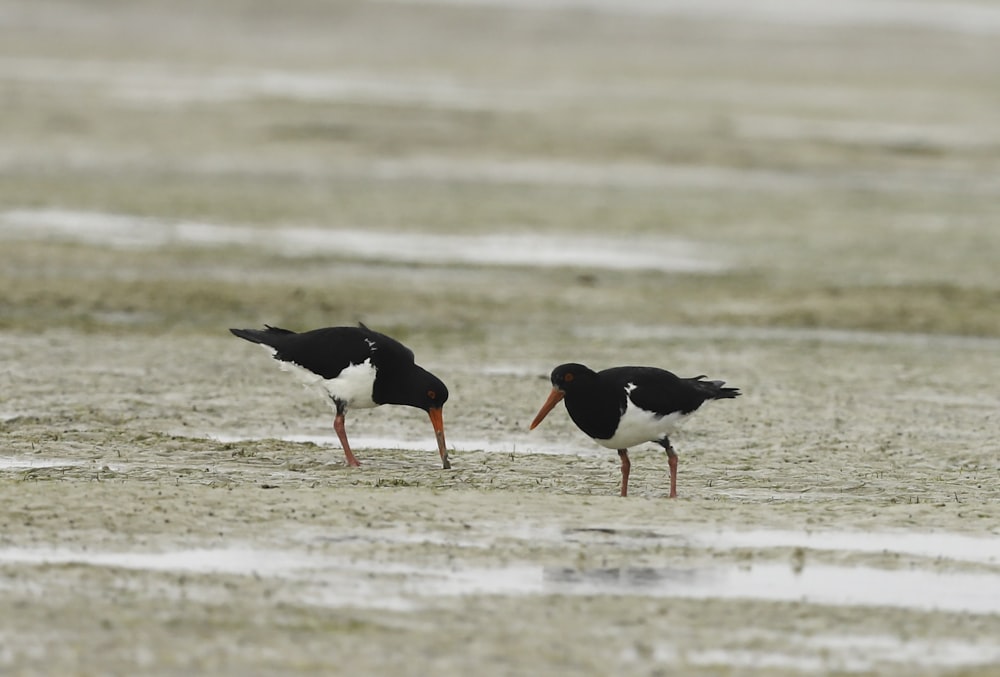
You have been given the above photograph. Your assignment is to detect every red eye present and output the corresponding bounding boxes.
[564,373,574,383]
[427,390,436,400]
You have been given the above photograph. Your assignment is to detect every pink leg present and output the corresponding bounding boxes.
[333,411,361,467]
[618,449,630,497]
[666,445,678,498]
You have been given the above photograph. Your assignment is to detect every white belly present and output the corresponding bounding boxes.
[265,346,378,409]
[594,401,688,450]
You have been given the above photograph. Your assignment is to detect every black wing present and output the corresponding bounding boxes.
[682,375,741,401]
[229,325,295,344]
[602,366,733,418]
[230,324,415,379]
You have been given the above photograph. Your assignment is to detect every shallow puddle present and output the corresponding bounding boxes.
[3,538,999,615]
[0,547,327,577]
[697,528,1000,566]
[0,457,85,470]
[0,209,725,273]
[537,563,1000,615]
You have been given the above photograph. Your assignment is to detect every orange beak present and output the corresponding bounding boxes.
[529,388,565,430]
[428,407,450,469]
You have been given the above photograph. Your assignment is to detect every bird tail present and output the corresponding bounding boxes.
[687,375,741,400]
[229,325,296,347]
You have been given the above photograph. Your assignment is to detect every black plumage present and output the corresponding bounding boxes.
[230,323,450,468]
[530,363,740,497]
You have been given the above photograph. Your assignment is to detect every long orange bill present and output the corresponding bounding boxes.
[529,388,565,430]
[428,407,450,469]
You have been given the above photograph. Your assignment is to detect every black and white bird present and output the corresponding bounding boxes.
[529,363,740,497]
[230,323,450,469]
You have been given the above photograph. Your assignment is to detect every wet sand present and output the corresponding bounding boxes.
[2,0,1000,675]
[3,327,1000,675]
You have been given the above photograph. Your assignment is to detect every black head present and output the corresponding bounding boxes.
[375,365,450,468]
[549,363,597,392]
[530,362,596,431]
[408,370,449,470]
[379,366,449,412]
[415,370,449,412]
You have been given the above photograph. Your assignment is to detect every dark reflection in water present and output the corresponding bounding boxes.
[543,566,708,592]
[538,562,1000,615]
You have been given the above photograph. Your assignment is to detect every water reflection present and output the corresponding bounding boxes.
[539,563,1000,615]
[2,546,999,615]
[544,565,705,590]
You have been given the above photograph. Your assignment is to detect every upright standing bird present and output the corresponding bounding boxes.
[230,323,451,469]
[529,363,740,497]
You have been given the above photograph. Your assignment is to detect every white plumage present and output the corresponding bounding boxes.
[261,345,378,410]
[594,384,689,449]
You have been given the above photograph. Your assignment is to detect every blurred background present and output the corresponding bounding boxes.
[2,0,998,340]
[3,4,1000,674]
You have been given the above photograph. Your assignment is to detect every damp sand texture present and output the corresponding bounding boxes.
[2,1,1000,676]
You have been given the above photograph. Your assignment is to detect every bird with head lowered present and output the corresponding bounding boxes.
[230,322,450,469]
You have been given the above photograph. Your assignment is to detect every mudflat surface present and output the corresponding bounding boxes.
[2,1,1000,675]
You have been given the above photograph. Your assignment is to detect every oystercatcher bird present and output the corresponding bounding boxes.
[529,363,740,497]
[229,323,450,468]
